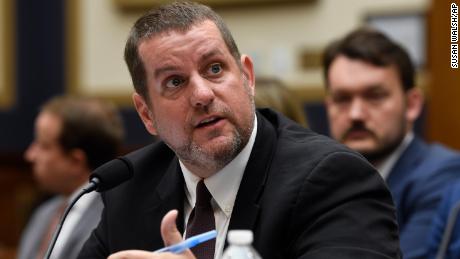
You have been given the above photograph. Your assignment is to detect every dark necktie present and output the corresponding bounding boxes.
[186,180,216,259]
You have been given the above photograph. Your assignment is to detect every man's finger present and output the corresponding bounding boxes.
[108,249,156,259]
[160,210,183,246]
[159,210,196,259]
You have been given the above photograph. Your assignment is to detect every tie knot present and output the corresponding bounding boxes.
[195,180,212,208]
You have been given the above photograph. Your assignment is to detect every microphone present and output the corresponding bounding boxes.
[86,156,134,192]
[43,157,134,259]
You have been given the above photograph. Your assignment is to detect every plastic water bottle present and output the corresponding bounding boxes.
[222,230,262,259]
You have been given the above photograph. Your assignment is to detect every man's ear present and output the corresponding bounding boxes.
[132,93,157,135]
[406,87,424,124]
[240,54,255,96]
[68,148,88,175]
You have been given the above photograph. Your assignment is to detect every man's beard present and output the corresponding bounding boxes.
[361,134,405,164]
[177,121,247,173]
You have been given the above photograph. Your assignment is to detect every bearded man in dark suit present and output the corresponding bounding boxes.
[79,2,400,259]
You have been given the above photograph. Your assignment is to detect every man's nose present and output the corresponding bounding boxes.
[189,76,215,108]
[24,142,36,162]
[349,99,367,120]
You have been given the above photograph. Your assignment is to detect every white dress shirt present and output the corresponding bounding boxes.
[180,116,258,259]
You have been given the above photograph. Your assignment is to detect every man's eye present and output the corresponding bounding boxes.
[209,63,222,75]
[366,91,388,101]
[37,141,51,150]
[332,95,351,104]
[165,77,185,88]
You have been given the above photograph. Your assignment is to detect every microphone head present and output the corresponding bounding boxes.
[89,157,134,192]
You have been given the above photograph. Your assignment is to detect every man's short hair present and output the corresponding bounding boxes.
[42,96,124,170]
[124,1,241,100]
[323,27,415,91]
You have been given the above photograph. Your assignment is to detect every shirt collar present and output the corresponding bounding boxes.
[376,132,414,179]
[181,115,258,217]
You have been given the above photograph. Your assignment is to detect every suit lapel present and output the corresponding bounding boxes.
[155,157,186,232]
[387,137,426,190]
[141,157,185,250]
[228,112,278,233]
[386,137,427,225]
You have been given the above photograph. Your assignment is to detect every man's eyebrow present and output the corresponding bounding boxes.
[201,49,224,61]
[154,66,178,78]
[365,84,386,91]
[332,84,385,95]
[153,50,226,77]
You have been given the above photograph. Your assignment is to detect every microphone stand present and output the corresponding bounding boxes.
[42,179,99,259]
[435,199,460,259]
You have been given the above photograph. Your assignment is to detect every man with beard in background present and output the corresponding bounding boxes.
[324,27,460,259]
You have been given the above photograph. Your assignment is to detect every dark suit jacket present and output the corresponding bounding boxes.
[387,137,460,259]
[17,194,103,259]
[79,109,400,259]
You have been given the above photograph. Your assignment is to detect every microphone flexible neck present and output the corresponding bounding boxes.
[435,199,460,259]
[42,181,95,259]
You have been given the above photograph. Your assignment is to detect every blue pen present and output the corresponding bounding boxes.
[153,230,217,254]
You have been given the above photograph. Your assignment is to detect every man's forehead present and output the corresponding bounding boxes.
[330,59,399,85]
[140,23,225,57]
[139,27,231,73]
[36,112,62,141]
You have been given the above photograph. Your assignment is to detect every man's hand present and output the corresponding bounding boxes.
[107,210,196,259]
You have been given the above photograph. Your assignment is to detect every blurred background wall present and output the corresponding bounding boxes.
[0,0,458,258]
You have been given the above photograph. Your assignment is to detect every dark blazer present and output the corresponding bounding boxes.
[79,109,400,259]
[387,137,460,259]
[17,194,103,259]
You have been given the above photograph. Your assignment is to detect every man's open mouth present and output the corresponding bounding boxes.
[196,117,222,128]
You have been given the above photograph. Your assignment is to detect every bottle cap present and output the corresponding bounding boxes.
[227,230,253,245]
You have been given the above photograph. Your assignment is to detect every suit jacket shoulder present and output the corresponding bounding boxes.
[248,109,400,258]
[389,137,460,194]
